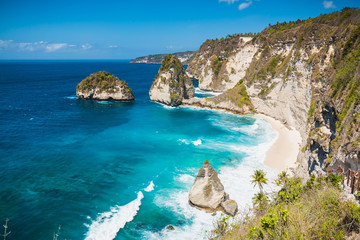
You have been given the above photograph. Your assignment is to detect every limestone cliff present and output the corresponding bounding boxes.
[76,71,134,101]
[149,54,195,106]
[189,161,238,216]
[186,8,360,176]
[187,34,257,91]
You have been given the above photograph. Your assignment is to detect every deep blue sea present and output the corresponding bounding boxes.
[0,60,278,240]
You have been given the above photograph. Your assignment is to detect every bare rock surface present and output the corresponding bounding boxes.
[189,161,238,216]
[149,54,194,106]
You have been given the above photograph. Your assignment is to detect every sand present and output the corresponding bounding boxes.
[256,114,302,172]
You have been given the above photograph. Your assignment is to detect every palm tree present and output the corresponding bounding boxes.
[251,169,268,192]
[276,171,288,186]
[252,191,268,207]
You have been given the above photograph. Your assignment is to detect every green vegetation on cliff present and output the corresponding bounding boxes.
[211,172,360,240]
[76,71,130,94]
[211,79,254,111]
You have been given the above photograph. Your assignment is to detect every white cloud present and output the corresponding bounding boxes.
[108,45,118,48]
[0,40,14,49]
[323,0,336,9]
[219,0,253,10]
[0,40,94,53]
[81,43,92,50]
[219,0,239,3]
[238,0,252,10]
[46,43,67,52]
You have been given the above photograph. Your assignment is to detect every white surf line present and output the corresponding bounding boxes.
[84,191,144,240]
[194,87,222,96]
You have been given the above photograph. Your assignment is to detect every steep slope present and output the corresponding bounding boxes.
[186,8,360,175]
[149,55,195,106]
[187,34,257,91]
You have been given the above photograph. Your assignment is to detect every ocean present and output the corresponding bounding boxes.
[0,60,278,240]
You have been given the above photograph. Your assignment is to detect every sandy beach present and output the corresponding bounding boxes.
[256,114,302,172]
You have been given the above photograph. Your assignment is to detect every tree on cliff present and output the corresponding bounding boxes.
[251,169,268,193]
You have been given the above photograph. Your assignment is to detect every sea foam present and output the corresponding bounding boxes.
[144,181,155,192]
[195,87,222,97]
[84,191,144,240]
[142,114,279,240]
[64,95,77,100]
[191,139,202,146]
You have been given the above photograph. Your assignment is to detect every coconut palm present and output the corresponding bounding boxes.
[252,191,268,206]
[276,171,288,186]
[251,169,268,192]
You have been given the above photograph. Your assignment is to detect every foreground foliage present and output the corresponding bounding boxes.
[210,172,360,239]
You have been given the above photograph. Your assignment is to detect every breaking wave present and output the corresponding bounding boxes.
[84,191,144,240]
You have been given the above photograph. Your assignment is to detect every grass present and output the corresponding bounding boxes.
[210,173,360,240]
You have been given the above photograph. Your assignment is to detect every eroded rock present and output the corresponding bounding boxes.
[149,54,194,106]
[189,160,238,216]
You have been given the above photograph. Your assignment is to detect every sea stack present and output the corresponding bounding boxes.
[189,160,238,216]
[149,54,195,106]
[76,71,134,101]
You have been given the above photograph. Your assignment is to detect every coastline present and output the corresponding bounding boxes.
[256,114,302,172]
[181,102,302,172]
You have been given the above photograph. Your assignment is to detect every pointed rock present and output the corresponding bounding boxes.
[189,160,238,216]
[149,54,194,106]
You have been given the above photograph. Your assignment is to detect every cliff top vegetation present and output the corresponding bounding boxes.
[211,171,360,239]
[76,71,129,94]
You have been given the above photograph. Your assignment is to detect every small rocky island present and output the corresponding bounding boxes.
[189,160,238,216]
[76,71,134,101]
[149,54,195,106]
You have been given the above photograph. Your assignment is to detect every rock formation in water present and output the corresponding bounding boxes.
[149,54,195,106]
[76,71,134,101]
[185,8,360,176]
[189,160,238,216]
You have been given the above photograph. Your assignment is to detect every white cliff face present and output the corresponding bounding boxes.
[223,43,259,90]
[197,59,215,91]
[187,37,258,92]
[247,59,313,141]
[246,43,335,140]
[149,72,172,105]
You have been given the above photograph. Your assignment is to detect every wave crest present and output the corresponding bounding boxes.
[85,191,144,240]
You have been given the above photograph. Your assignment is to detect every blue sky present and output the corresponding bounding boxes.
[0,0,359,59]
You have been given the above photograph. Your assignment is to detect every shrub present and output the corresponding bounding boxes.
[211,174,360,239]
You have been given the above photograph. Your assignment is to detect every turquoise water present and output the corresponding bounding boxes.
[0,60,278,239]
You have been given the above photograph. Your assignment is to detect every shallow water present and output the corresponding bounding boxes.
[0,60,278,239]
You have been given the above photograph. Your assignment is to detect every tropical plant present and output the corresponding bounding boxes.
[251,169,268,192]
[252,191,269,211]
